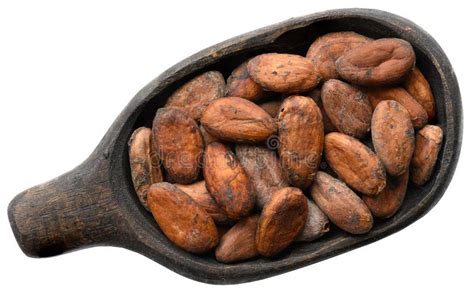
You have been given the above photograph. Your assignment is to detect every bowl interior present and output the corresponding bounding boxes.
[115,13,452,280]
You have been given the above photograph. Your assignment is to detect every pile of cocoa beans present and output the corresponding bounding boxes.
[128,32,443,263]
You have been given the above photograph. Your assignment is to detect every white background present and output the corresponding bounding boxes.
[1,1,473,302]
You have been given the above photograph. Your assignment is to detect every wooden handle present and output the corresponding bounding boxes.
[8,158,124,257]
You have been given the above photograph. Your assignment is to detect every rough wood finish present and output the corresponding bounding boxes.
[8,9,462,284]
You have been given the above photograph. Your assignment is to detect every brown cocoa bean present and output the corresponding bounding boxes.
[259,100,283,118]
[404,67,436,121]
[336,38,415,86]
[199,124,218,147]
[278,95,324,189]
[226,60,265,101]
[410,125,443,186]
[363,171,409,219]
[248,53,320,93]
[217,226,230,239]
[147,182,218,254]
[311,172,373,234]
[306,31,372,81]
[128,127,163,210]
[215,215,259,263]
[295,198,330,242]
[152,108,203,184]
[128,31,443,261]
[256,187,308,257]
[325,132,386,195]
[307,88,337,133]
[165,71,225,121]
[319,159,338,178]
[372,100,415,176]
[235,144,288,208]
[175,181,231,225]
[364,86,428,129]
[162,169,179,184]
[201,97,277,143]
[203,142,255,220]
[321,79,372,138]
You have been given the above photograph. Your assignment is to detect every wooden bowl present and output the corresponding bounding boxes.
[8,8,462,284]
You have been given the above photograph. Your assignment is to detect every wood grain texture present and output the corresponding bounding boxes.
[8,9,462,285]
[8,156,133,257]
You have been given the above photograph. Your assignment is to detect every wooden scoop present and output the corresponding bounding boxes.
[7,8,462,284]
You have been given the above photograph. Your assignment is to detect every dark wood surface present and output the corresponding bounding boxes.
[8,8,462,284]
